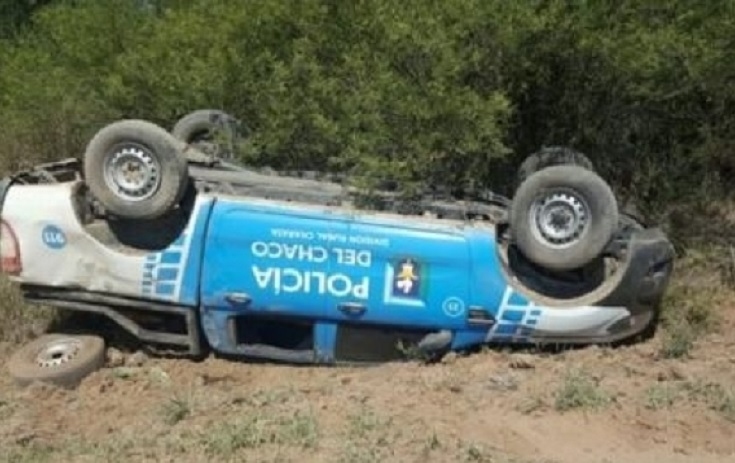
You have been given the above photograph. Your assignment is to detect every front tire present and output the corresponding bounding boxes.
[510,165,619,271]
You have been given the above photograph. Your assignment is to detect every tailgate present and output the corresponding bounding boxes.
[1,174,215,307]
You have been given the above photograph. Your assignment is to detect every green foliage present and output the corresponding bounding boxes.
[0,0,732,212]
[658,247,727,358]
[0,0,53,39]
[644,383,681,410]
[682,380,735,422]
[0,277,54,343]
[554,368,613,411]
[494,1,735,211]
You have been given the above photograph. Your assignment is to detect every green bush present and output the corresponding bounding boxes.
[0,0,732,213]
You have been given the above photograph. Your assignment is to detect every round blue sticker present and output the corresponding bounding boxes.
[442,297,466,318]
[42,225,67,249]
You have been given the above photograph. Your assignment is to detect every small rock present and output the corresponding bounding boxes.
[487,373,519,391]
[96,378,113,393]
[111,367,138,380]
[630,342,657,358]
[657,365,688,382]
[148,366,170,384]
[125,351,148,367]
[14,432,37,446]
[668,365,688,381]
[441,352,458,364]
[448,384,463,393]
[106,348,125,368]
[509,354,535,370]
[193,375,207,388]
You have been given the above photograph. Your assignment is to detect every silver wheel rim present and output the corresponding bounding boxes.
[103,144,161,201]
[530,191,589,248]
[36,338,82,368]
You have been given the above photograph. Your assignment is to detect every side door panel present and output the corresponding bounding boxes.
[323,216,472,328]
[201,200,341,316]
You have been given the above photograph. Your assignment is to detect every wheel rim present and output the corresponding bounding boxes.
[103,143,161,202]
[530,190,589,248]
[35,338,82,368]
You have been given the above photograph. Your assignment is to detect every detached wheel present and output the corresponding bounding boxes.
[517,146,594,186]
[84,119,189,220]
[172,109,240,161]
[510,165,619,271]
[7,334,106,388]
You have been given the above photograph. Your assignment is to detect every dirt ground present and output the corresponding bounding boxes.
[1,299,734,463]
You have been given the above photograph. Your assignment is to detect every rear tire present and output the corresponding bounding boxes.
[510,165,619,271]
[517,146,594,186]
[84,119,189,220]
[7,334,106,388]
[172,109,239,161]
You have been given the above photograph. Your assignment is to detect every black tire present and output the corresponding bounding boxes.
[510,165,619,271]
[517,146,594,186]
[84,119,189,220]
[172,109,239,161]
[7,334,106,388]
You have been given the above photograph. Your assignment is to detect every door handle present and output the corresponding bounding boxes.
[224,292,252,306]
[338,302,367,316]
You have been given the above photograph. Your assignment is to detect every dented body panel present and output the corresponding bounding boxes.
[2,182,214,307]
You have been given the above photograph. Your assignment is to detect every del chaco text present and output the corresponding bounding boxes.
[251,241,371,267]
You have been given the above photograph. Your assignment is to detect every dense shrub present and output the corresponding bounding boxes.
[0,0,732,219]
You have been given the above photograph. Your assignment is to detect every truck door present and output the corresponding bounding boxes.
[323,215,472,328]
[201,199,344,317]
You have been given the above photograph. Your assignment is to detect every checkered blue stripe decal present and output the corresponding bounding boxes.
[486,286,542,342]
[141,233,188,301]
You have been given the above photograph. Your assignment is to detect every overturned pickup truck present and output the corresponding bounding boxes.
[1,110,674,386]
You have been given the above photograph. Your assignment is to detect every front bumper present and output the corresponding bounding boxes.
[529,227,675,344]
[599,227,676,312]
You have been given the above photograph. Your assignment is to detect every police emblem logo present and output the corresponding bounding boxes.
[392,258,421,298]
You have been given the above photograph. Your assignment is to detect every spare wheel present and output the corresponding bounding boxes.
[7,334,106,388]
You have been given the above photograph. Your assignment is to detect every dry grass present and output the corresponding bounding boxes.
[553,368,614,412]
[657,245,734,359]
[0,277,55,345]
[0,220,734,462]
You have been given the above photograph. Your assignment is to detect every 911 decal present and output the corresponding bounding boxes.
[41,224,67,250]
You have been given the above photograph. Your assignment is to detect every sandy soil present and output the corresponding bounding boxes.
[1,307,734,463]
